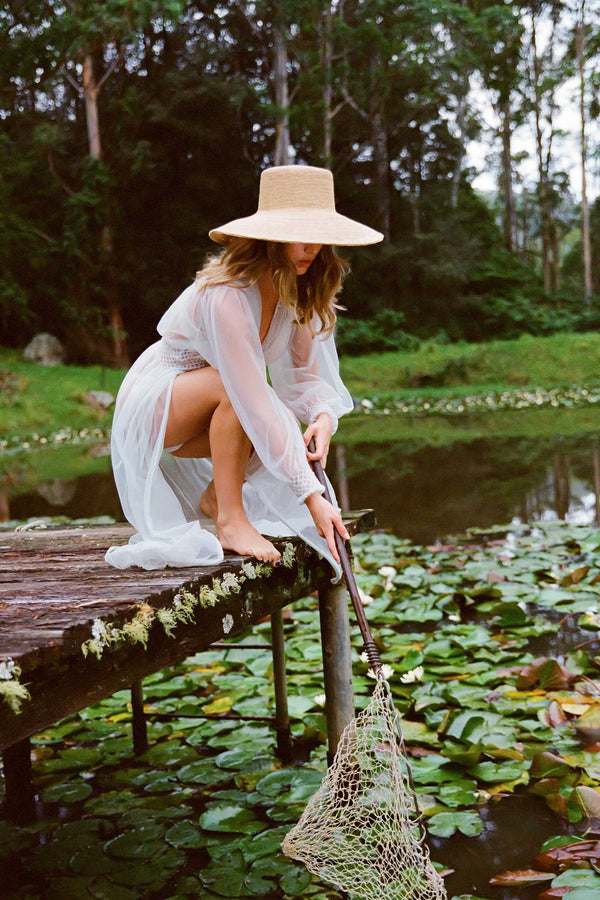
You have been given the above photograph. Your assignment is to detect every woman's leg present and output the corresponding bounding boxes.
[164,367,281,563]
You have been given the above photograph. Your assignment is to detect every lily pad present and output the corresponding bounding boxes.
[199,803,264,834]
[104,823,167,859]
[41,780,92,804]
[427,810,484,837]
[199,851,254,897]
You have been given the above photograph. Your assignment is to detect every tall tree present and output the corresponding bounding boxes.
[524,0,567,291]
[574,0,592,300]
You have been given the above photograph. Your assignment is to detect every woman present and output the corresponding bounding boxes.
[106,165,383,575]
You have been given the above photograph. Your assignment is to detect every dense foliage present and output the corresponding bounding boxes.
[0,0,599,362]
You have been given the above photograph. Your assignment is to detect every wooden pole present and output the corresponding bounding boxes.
[130,679,148,755]
[3,738,36,824]
[270,609,292,762]
[335,444,350,513]
[318,582,355,761]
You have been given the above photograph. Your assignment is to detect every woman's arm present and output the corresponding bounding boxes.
[198,285,324,503]
[268,321,354,465]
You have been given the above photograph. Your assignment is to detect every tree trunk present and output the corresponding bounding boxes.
[321,3,333,168]
[500,101,515,252]
[531,13,552,291]
[273,24,290,166]
[451,93,467,211]
[369,54,390,240]
[550,220,560,291]
[82,53,129,367]
[576,16,592,303]
[371,107,390,238]
[82,55,102,158]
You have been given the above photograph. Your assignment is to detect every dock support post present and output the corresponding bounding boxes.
[131,680,148,755]
[3,738,36,824]
[319,582,354,761]
[270,609,292,762]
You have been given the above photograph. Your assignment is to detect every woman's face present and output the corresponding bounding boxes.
[284,243,323,275]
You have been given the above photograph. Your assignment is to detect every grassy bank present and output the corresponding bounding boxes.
[1,348,124,437]
[339,331,600,397]
[3,331,600,441]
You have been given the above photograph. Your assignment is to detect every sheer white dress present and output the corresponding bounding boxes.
[105,280,353,577]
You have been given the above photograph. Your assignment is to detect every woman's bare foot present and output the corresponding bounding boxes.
[200,481,218,520]
[217,516,281,564]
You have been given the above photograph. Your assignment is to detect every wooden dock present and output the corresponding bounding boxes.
[0,515,373,820]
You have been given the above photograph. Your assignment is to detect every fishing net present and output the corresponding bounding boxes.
[282,673,447,900]
[287,443,447,899]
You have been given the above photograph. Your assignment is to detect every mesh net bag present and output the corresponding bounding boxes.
[282,675,447,900]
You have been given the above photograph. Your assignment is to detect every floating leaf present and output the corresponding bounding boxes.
[279,864,312,895]
[199,850,254,897]
[41,780,92,804]
[489,868,552,886]
[104,824,167,859]
[199,804,264,834]
[165,821,206,849]
[516,658,576,691]
[427,810,484,837]
[573,706,600,742]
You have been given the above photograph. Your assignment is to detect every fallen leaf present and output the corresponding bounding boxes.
[534,840,600,872]
[489,868,552,886]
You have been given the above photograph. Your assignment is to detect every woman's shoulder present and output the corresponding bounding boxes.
[196,279,254,303]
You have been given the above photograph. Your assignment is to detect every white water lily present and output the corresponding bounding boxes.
[400,665,424,683]
[367,663,394,680]
[359,588,374,606]
[313,693,327,707]
[378,565,397,590]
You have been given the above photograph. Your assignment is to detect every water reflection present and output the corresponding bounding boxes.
[334,435,600,543]
[5,435,600,542]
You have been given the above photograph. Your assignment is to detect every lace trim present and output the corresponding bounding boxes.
[159,341,208,371]
[292,469,324,503]
[307,402,338,435]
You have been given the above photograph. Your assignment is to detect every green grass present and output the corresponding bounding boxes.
[4,331,600,441]
[340,332,600,397]
[0,348,125,436]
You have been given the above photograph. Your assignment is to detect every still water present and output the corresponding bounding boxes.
[8,433,600,541]
[5,430,600,898]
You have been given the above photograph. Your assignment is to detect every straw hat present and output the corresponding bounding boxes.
[209,165,384,246]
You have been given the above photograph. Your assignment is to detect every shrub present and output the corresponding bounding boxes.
[336,309,421,356]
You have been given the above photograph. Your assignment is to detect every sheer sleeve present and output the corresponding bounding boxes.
[268,321,353,434]
[195,285,324,503]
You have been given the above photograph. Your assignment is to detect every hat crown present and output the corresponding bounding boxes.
[257,165,336,212]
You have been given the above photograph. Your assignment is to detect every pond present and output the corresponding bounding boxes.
[5,430,600,542]
[3,419,600,899]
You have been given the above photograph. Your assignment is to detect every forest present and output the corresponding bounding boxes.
[1,0,599,366]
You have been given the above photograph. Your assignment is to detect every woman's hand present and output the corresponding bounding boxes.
[304,412,332,469]
[305,492,349,563]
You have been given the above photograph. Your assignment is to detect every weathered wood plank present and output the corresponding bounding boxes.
[0,513,375,751]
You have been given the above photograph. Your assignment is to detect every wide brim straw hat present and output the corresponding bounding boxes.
[209,165,384,246]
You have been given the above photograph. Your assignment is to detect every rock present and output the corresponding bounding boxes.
[85,390,115,410]
[23,333,65,366]
[89,442,111,457]
[36,479,77,506]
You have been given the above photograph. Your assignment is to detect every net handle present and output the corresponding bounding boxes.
[310,440,428,837]
[308,439,382,673]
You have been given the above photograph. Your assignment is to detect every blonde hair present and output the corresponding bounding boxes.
[196,238,349,336]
